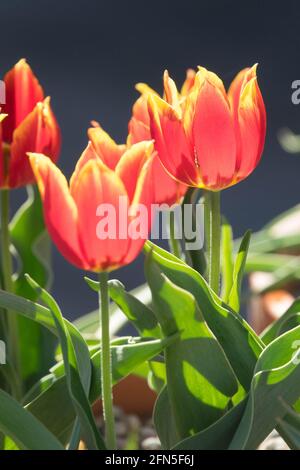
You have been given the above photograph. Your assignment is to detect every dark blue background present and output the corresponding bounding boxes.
[1,0,300,318]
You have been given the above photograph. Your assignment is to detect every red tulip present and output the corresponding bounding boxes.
[0,59,61,188]
[148,65,266,190]
[127,71,196,204]
[29,133,155,272]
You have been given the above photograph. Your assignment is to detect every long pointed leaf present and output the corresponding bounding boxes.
[25,275,104,450]
[0,389,63,450]
[144,241,263,390]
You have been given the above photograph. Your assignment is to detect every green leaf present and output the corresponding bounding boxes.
[10,186,52,296]
[25,275,104,450]
[245,253,295,273]
[154,386,179,449]
[148,360,166,393]
[85,277,160,338]
[181,188,206,275]
[89,335,176,400]
[221,217,234,303]
[228,230,251,312]
[74,283,151,336]
[108,279,161,338]
[277,402,300,449]
[144,241,263,390]
[0,288,92,392]
[9,185,55,387]
[240,204,300,256]
[0,388,63,450]
[146,251,238,439]
[22,373,57,404]
[229,325,300,449]
[262,298,300,344]
[173,400,246,450]
[25,335,174,446]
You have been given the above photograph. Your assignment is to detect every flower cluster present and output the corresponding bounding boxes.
[1,59,266,272]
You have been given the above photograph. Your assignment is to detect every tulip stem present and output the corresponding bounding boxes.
[205,190,221,294]
[98,271,116,450]
[0,189,21,399]
[169,210,181,259]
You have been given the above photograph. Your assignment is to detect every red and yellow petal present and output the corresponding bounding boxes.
[234,75,266,180]
[227,67,251,115]
[180,69,196,96]
[128,93,151,145]
[72,159,130,272]
[69,141,99,195]
[145,152,187,205]
[196,67,227,99]
[29,153,86,269]
[128,83,158,145]
[0,113,8,186]
[191,78,236,189]
[128,115,151,145]
[88,124,126,170]
[163,70,181,113]
[133,83,156,123]
[148,93,197,186]
[123,154,155,265]
[9,97,61,188]
[115,140,153,202]
[228,65,258,117]
[2,59,44,143]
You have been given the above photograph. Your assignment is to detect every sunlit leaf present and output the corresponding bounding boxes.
[0,389,63,450]
[228,230,251,312]
[146,250,238,438]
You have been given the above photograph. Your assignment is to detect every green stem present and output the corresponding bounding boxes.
[1,190,13,292]
[169,210,181,258]
[204,191,211,278]
[98,271,116,450]
[0,189,21,399]
[204,190,221,294]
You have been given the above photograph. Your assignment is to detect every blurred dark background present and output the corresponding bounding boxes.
[1,0,300,319]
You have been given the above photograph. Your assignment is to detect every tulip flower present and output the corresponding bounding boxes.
[29,136,155,272]
[0,59,60,188]
[127,70,196,205]
[148,64,266,191]
[30,132,158,450]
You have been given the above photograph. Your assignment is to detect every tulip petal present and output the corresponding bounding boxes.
[128,115,151,145]
[235,76,266,180]
[128,84,158,145]
[0,113,7,186]
[181,69,196,96]
[163,70,181,112]
[72,159,130,271]
[227,65,266,180]
[197,67,227,98]
[69,141,99,195]
[191,79,236,189]
[29,153,86,269]
[115,141,153,202]
[227,67,252,115]
[88,124,126,170]
[123,154,155,265]
[2,59,44,143]
[9,98,61,188]
[134,83,157,122]
[151,154,187,204]
[148,94,198,186]
[128,95,151,145]
[128,90,187,204]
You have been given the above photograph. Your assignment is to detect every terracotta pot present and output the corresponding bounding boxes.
[248,272,295,334]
